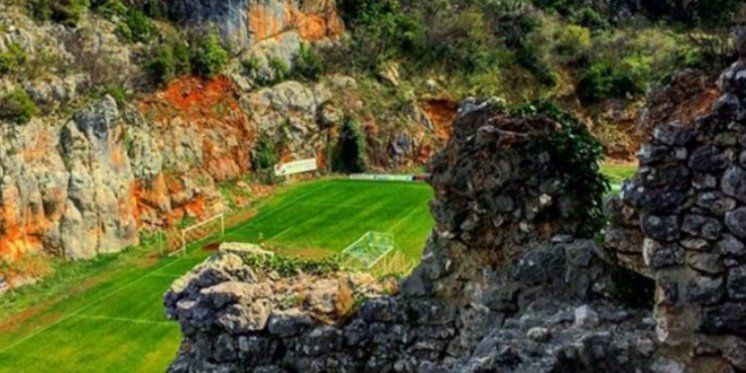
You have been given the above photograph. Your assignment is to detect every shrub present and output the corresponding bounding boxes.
[189,30,229,78]
[0,89,38,125]
[252,132,279,184]
[577,60,644,103]
[292,43,325,81]
[268,57,290,82]
[252,133,278,171]
[572,7,609,30]
[117,8,157,43]
[552,24,591,65]
[92,0,127,18]
[98,85,127,104]
[146,37,191,85]
[333,117,367,174]
[0,43,27,76]
[30,0,90,27]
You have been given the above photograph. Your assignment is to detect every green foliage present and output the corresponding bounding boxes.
[252,133,277,171]
[640,0,745,28]
[268,57,290,82]
[117,8,157,43]
[252,132,279,184]
[572,7,609,30]
[29,0,90,27]
[138,0,167,19]
[551,24,591,65]
[97,85,128,104]
[0,89,38,125]
[189,30,229,78]
[512,101,609,237]
[292,43,325,81]
[333,117,367,174]
[0,43,27,76]
[240,253,341,278]
[145,36,191,85]
[91,0,127,18]
[600,163,638,185]
[577,59,645,103]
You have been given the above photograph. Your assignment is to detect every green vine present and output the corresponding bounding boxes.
[511,100,609,237]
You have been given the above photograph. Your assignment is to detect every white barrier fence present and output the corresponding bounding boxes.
[275,158,318,177]
[349,174,419,182]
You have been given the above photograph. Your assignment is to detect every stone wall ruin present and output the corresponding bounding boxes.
[604,48,746,371]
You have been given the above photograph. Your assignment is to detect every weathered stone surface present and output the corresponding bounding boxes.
[688,146,728,171]
[697,192,737,216]
[686,276,724,305]
[723,337,746,370]
[727,266,746,300]
[682,214,723,240]
[719,235,746,258]
[725,208,746,238]
[642,215,680,243]
[688,253,725,274]
[166,0,343,52]
[722,167,746,203]
[701,303,746,337]
[643,239,684,269]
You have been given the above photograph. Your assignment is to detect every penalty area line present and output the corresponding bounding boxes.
[72,314,173,326]
[0,250,193,354]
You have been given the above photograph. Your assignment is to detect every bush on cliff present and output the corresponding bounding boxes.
[146,37,191,85]
[189,30,229,78]
[0,43,27,76]
[117,8,157,43]
[577,57,649,103]
[292,43,325,81]
[29,0,90,27]
[0,89,38,125]
[333,118,367,174]
[252,132,279,184]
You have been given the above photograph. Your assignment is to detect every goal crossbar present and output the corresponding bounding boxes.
[341,231,397,270]
[170,213,226,256]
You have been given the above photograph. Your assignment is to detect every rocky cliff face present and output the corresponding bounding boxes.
[165,100,662,372]
[166,0,343,52]
[0,1,445,268]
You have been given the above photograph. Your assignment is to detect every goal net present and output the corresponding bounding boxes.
[341,232,416,277]
[165,214,225,256]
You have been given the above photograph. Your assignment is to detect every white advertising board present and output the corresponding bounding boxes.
[349,174,415,182]
[274,158,318,176]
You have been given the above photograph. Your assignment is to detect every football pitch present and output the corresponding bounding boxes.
[0,179,435,372]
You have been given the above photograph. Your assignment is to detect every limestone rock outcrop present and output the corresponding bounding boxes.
[0,3,448,266]
[166,0,343,52]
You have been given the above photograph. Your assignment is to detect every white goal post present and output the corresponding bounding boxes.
[341,231,417,276]
[170,213,226,257]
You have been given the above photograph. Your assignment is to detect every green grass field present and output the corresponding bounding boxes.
[0,179,434,372]
[601,162,638,194]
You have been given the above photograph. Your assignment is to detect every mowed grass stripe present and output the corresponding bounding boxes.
[0,179,435,373]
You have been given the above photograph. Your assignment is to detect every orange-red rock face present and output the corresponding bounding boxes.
[167,0,343,51]
[135,76,255,225]
[248,0,343,43]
